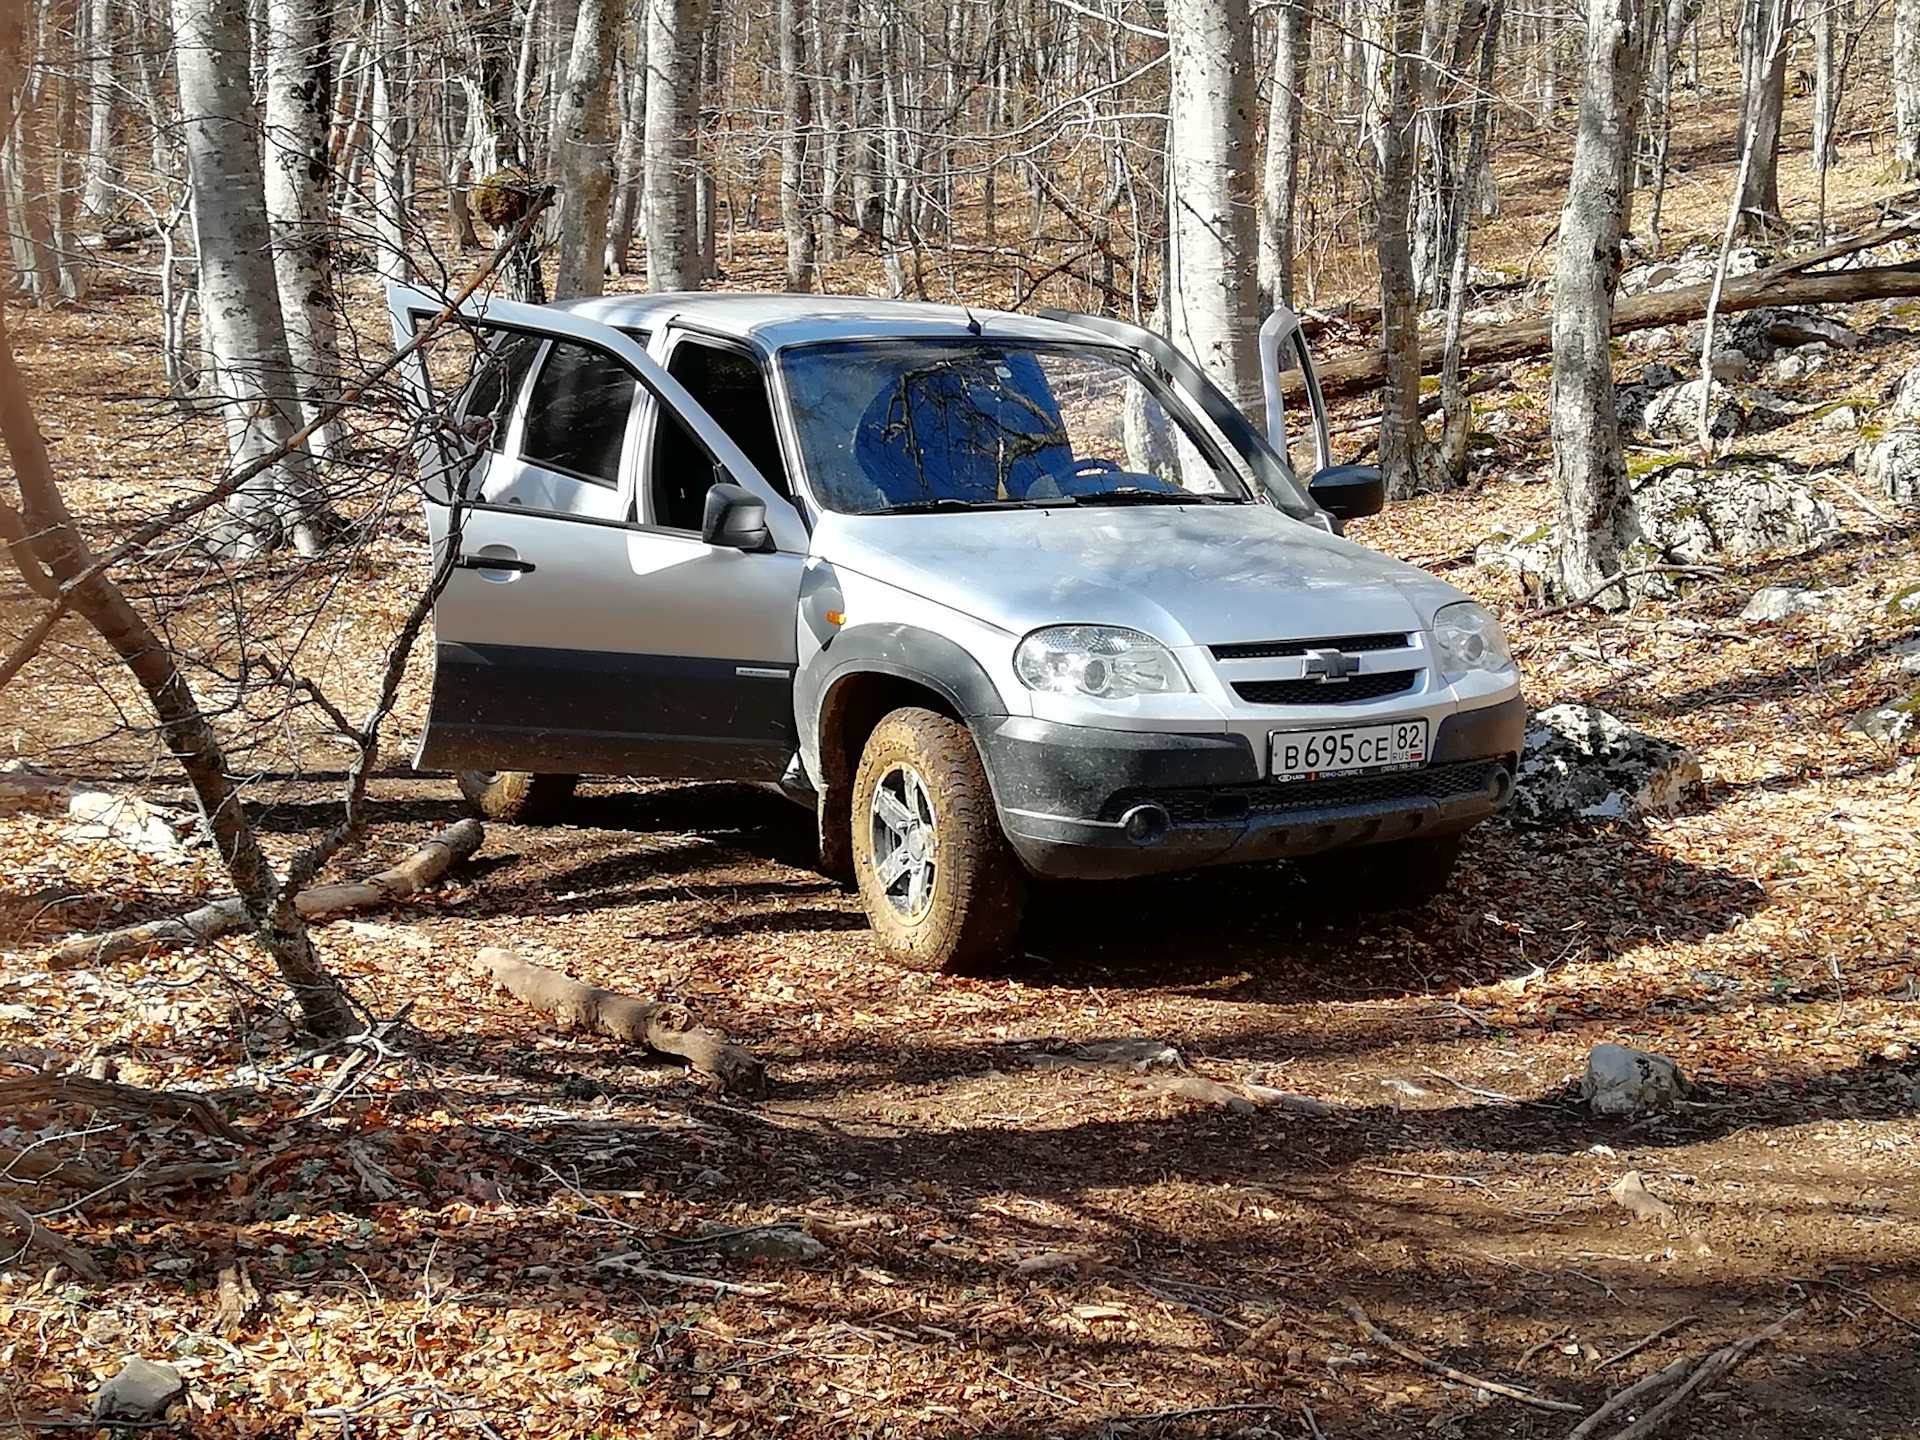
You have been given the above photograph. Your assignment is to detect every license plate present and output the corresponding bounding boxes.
[1270,719,1428,781]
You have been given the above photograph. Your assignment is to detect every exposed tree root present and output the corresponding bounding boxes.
[472,946,767,1097]
[1341,1297,1585,1413]
[50,819,484,968]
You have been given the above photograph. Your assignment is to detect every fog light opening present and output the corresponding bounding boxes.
[1490,766,1515,808]
[1120,804,1171,846]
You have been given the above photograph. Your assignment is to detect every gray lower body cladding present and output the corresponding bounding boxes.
[976,696,1525,881]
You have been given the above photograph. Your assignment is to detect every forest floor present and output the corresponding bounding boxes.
[2,81,1920,1440]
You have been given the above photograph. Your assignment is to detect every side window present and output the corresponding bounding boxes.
[458,330,542,453]
[521,340,638,488]
[650,405,718,532]
[664,339,791,497]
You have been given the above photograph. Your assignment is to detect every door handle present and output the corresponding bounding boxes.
[455,554,536,574]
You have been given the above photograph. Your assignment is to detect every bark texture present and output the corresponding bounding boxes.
[1899,0,1920,176]
[263,0,342,456]
[779,0,815,291]
[552,0,627,298]
[474,947,767,1095]
[172,0,330,555]
[1375,0,1436,497]
[1258,0,1309,312]
[1733,0,1788,231]
[643,0,711,290]
[1164,0,1261,416]
[1551,0,1648,606]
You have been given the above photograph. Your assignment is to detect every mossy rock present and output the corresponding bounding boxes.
[1888,583,1920,617]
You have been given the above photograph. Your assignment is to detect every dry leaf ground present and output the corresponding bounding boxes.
[1,80,1918,1440]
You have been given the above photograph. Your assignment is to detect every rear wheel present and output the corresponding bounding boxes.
[850,708,1027,972]
[455,770,579,823]
[1297,833,1463,912]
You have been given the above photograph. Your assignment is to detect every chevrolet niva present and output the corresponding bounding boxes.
[390,289,1524,971]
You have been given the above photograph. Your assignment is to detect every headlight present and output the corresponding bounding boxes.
[1014,625,1191,699]
[1432,601,1514,677]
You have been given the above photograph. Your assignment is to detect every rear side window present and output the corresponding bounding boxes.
[459,330,542,452]
[521,340,637,488]
[666,339,790,496]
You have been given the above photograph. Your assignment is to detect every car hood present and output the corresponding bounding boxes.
[813,504,1468,646]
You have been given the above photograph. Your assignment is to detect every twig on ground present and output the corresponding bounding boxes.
[1565,1356,1691,1440]
[1105,1402,1290,1425]
[1592,1309,1799,1440]
[1340,1297,1584,1413]
[1423,1069,1514,1101]
[1791,1276,1920,1334]
[1302,1403,1329,1439]
[1518,1328,1572,1365]
[592,1256,780,1295]
[0,1197,105,1281]
[1534,565,1728,618]
[297,1002,416,1119]
[1597,1316,1700,1370]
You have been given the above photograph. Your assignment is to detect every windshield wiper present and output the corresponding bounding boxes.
[873,496,1031,515]
[1069,489,1239,506]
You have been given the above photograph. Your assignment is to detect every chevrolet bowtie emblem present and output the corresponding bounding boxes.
[1301,648,1361,683]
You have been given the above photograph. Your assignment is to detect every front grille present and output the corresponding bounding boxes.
[1234,671,1420,705]
[1211,632,1409,661]
[1098,759,1500,825]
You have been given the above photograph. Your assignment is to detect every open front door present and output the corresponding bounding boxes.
[387,287,810,781]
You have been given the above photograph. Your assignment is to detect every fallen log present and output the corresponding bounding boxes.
[1319,253,1920,396]
[472,946,767,1097]
[50,819,484,968]
[0,1073,250,1144]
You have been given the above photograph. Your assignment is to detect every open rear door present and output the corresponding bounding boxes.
[386,286,809,781]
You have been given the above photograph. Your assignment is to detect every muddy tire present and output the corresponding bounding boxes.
[850,707,1027,972]
[455,770,579,823]
[1297,833,1463,912]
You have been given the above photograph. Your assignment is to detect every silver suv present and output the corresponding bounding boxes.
[391,289,1524,970]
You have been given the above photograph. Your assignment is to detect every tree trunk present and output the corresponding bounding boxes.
[50,0,86,302]
[1258,0,1310,312]
[1733,0,1788,231]
[642,0,709,290]
[83,0,118,216]
[264,0,342,458]
[11,16,60,304]
[1897,0,1920,176]
[1376,0,1436,497]
[367,0,410,283]
[1811,0,1836,169]
[1438,0,1504,485]
[607,41,646,273]
[552,0,626,299]
[1164,0,1261,416]
[1551,0,1648,606]
[779,0,815,291]
[171,0,330,556]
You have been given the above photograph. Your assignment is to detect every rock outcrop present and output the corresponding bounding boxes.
[1511,704,1703,825]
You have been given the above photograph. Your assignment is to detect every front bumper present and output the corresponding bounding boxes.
[975,696,1525,881]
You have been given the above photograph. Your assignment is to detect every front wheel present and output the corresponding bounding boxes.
[850,708,1027,972]
[455,770,579,823]
[1296,833,1464,912]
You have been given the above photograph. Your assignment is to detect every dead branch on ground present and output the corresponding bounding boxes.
[472,946,767,1097]
[1570,1309,1799,1440]
[1317,223,1920,394]
[1340,1297,1584,1413]
[0,1197,106,1281]
[0,1073,248,1144]
[50,820,483,969]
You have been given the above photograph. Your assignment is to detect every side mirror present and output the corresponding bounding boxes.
[1308,464,1386,521]
[701,481,774,552]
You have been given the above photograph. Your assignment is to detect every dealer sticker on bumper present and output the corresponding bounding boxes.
[1270,719,1428,781]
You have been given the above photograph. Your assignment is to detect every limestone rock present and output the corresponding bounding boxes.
[1847,691,1920,743]
[1641,379,1742,441]
[1888,361,1920,421]
[63,791,194,858]
[1894,637,1920,673]
[1511,705,1703,826]
[1856,428,1920,508]
[1741,586,1836,623]
[1473,522,1557,599]
[714,1226,828,1264]
[1634,461,1840,562]
[1726,306,1860,361]
[1816,404,1860,434]
[1582,1043,1687,1117]
[92,1359,185,1420]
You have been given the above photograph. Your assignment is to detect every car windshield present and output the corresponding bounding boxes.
[779,339,1259,515]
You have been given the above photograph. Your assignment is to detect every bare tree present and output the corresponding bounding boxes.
[552,0,628,298]
[1165,0,1260,414]
[1732,0,1790,232]
[1377,0,1438,497]
[643,0,710,290]
[172,0,331,555]
[1552,0,1648,605]
[780,0,815,291]
[1259,0,1310,313]
[1897,0,1920,176]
